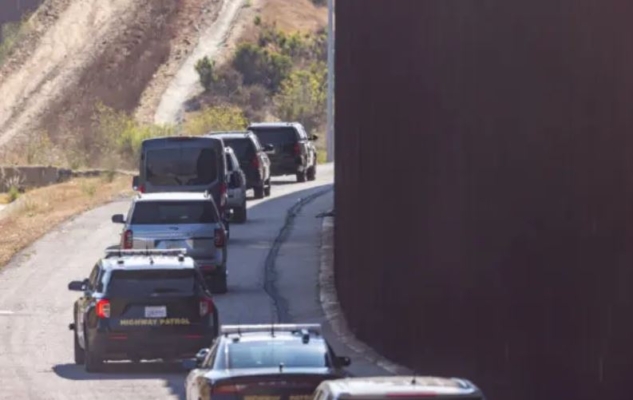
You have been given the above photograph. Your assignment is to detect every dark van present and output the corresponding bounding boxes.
[132,136,231,231]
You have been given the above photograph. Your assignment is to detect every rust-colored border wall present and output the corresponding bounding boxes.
[334,1,633,399]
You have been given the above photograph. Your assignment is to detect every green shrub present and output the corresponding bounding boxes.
[184,105,248,136]
[232,43,291,92]
[273,63,327,134]
[254,16,262,26]
[0,18,30,66]
[195,56,217,92]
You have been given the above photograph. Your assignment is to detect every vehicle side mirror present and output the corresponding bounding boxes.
[336,356,351,367]
[310,134,319,141]
[132,175,139,189]
[68,279,87,292]
[111,214,125,224]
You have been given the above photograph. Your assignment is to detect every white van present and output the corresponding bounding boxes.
[313,376,486,400]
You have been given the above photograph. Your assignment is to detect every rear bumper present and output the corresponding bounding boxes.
[244,169,264,189]
[270,157,303,176]
[89,330,215,360]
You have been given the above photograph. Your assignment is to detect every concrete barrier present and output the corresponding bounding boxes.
[0,166,136,192]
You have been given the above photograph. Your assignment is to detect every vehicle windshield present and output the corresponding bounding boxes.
[227,340,328,369]
[223,138,255,161]
[131,201,218,224]
[250,127,298,146]
[106,269,196,296]
[145,146,218,186]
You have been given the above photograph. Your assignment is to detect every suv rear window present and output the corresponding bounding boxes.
[250,127,298,146]
[227,340,328,369]
[223,138,256,161]
[131,201,218,224]
[107,269,197,296]
[145,147,218,186]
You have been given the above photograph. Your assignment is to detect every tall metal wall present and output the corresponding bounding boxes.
[334,1,633,399]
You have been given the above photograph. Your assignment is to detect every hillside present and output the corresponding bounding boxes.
[0,0,327,168]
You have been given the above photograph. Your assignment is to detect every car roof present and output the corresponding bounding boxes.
[134,192,213,202]
[221,330,326,344]
[248,122,299,129]
[208,131,253,140]
[319,376,480,397]
[100,255,197,271]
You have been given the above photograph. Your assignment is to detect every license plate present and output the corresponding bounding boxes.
[144,306,167,318]
[155,239,189,249]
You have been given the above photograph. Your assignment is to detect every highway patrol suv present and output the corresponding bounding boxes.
[67,249,219,372]
[183,323,352,400]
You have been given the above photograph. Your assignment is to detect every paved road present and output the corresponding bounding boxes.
[0,164,349,400]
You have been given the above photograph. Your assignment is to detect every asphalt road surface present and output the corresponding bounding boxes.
[0,164,372,400]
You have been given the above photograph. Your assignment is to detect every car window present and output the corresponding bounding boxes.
[225,153,234,171]
[223,138,255,161]
[250,127,298,146]
[202,341,219,368]
[145,147,218,186]
[130,200,218,224]
[227,340,328,369]
[106,269,198,296]
[88,264,100,291]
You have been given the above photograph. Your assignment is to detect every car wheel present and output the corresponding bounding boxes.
[264,179,271,197]
[74,328,85,365]
[84,335,104,373]
[296,171,307,182]
[307,164,317,181]
[233,204,247,223]
[254,186,265,199]
[210,270,228,294]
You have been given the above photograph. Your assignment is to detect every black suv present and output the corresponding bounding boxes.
[210,131,272,199]
[67,249,219,372]
[248,122,318,182]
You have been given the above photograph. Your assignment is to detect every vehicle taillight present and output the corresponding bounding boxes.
[96,299,110,318]
[294,143,301,156]
[251,156,260,168]
[214,228,226,248]
[213,384,247,394]
[199,297,214,317]
[122,229,133,249]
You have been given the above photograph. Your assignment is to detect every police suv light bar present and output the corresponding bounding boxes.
[104,248,188,257]
[220,323,322,336]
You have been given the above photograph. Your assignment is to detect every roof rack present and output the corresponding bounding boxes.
[220,323,321,336]
[104,248,188,258]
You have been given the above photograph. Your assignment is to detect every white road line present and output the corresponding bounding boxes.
[0,311,14,315]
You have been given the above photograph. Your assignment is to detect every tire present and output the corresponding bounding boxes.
[254,186,265,199]
[233,204,247,223]
[84,335,104,373]
[307,164,317,181]
[264,179,271,197]
[210,270,228,294]
[74,328,85,365]
[296,170,307,182]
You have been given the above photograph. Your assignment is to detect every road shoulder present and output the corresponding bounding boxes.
[276,189,412,376]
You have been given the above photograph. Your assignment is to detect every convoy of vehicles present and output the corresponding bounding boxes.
[65,122,484,397]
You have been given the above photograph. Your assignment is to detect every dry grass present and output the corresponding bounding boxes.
[0,175,133,268]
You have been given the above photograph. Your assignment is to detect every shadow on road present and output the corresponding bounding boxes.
[54,182,333,398]
[53,362,187,399]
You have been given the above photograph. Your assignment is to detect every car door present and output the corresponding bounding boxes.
[77,263,100,346]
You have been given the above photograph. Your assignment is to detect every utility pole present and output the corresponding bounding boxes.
[326,0,335,163]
